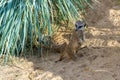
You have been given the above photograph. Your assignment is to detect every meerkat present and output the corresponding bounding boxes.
[55,20,86,62]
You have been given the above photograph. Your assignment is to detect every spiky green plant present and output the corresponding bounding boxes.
[0,0,94,63]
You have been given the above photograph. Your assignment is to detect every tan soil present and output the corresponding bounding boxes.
[0,0,120,80]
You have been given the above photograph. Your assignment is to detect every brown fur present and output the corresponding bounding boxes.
[55,30,82,62]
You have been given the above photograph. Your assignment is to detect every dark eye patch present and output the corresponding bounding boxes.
[78,26,83,28]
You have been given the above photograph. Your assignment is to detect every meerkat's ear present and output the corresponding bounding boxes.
[84,23,88,31]
[84,23,86,27]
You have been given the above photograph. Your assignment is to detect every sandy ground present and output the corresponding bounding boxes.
[0,0,120,80]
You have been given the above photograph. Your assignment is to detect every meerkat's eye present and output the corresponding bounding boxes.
[78,26,82,28]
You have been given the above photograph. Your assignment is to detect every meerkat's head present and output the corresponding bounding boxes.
[75,20,86,31]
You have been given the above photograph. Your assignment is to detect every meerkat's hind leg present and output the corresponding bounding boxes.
[55,53,65,63]
[67,51,76,61]
[55,51,76,63]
